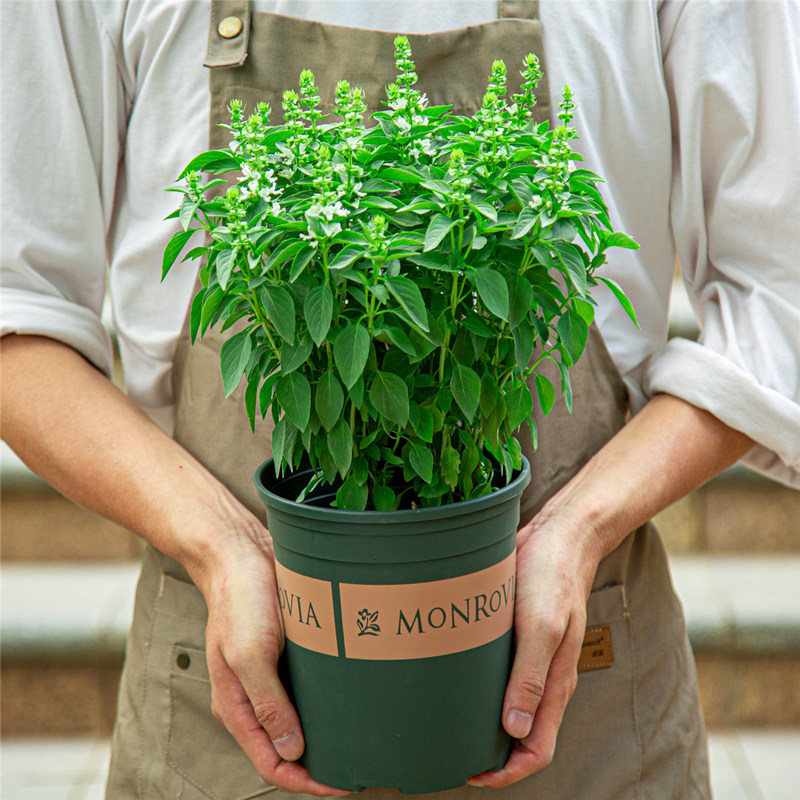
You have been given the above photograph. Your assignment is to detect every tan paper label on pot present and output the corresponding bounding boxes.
[274,562,339,657]
[339,552,516,661]
[577,625,614,672]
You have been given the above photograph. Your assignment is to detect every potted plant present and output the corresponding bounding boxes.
[163,37,637,793]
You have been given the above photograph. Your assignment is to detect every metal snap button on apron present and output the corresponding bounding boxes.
[176,651,191,670]
[218,16,243,39]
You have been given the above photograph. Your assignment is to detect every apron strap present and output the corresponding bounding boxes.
[497,0,539,20]
[204,0,251,68]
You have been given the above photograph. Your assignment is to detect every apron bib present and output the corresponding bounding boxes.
[107,3,710,798]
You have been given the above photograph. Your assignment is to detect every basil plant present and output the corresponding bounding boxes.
[163,36,638,511]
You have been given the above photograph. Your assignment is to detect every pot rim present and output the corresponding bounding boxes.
[254,455,531,524]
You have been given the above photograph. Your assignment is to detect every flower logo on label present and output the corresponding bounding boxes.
[356,608,381,637]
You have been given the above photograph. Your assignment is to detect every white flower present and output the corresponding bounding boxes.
[241,163,254,178]
[396,117,411,133]
[271,201,283,215]
[389,97,408,111]
[528,196,543,210]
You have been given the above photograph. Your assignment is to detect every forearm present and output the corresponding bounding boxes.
[524,392,756,581]
[0,334,265,595]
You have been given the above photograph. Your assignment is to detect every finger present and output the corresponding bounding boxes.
[209,649,350,795]
[215,636,305,762]
[468,617,584,789]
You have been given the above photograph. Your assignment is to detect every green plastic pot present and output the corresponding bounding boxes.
[254,458,530,793]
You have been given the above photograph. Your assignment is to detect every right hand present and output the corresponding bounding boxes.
[200,527,349,795]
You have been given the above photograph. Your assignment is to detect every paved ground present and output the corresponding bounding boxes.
[2,732,799,799]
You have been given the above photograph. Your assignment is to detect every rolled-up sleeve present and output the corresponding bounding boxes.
[648,0,800,487]
[1,0,128,376]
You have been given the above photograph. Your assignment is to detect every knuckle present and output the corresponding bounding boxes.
[516,674,547,704]
[252,700,284,732]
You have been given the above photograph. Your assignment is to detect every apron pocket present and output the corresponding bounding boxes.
[166,643,275,800]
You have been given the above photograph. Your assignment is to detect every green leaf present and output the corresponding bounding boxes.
[266,239,307,271]
[244,374,259,432]
[511,208,539,239]
[162,229,197,279]
[189,288,205,344]
[315,372,345,432]
[534,373,556,416]
[258,372,279,418]
[276,372,311,430]
[289,245,315,282]
[215,248,238,290]
[178,150,239,179]
[279,334,312,375]
[271,417,286,473]
[597,276,639,327]
[383,326,417,357]
[509,275,534,328]
[304,285,334,346]
[406,253,455,272]
[412,406,434,442]
[441,445,460,489]
[480,372,499,418]
[369,371,409,428]
[556,360,574,413]
[219,329,252,397]
[336,476,368,510]
[379,165,426,183]
[474,268,509,322]
[552,241,587,297]
[261,286,296,344]
[179,196,200,231]
[409,441,434,484]
[200,286,224,336]
[333,323,370,389]
[328,245,365,271]
[327,418,352,476]
[372,484,396,511]
[450,363,481,422]
[471,201,498,223]
[385,276,429,331]
[423,214,458,252]
[557,309,589,365]
[506,383,533,431]
[513,319,534,368]
[604,231,639,250]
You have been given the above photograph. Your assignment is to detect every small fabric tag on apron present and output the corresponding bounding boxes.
[577,625,614,672]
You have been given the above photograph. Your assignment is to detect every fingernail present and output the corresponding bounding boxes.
[272,732,302,761]
[467,778,486,788]
[506,708,533,738]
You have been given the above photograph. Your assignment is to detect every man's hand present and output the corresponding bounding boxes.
[468,393,755,788]
[468,510,596,789]
[200,537,349,795]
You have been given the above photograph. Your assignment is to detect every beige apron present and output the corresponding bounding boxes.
[106,3,710,798]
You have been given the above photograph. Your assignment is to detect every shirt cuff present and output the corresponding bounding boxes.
[1,288,114,378]
[643,337,800,489]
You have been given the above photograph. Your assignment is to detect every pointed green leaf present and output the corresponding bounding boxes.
[333,323,370,389]
[244,374,259,432]
[604,231,640,250]
[261,286,296,344]
[304,285,334,346]
[480,372,499,418]
[534,373,556,416]
[178,150,239,179]
[556,360,574,413]
[369,371,409,428]
[327,418,352,476]
[552,241,587,297]
[471,201,498,223]
[219,329,252,398]
[450,363,481,422]
[474,268,509,321]
[180,196,200,231]
[328,245,366,271]
[372,484,396,511]
[423,213,458,251]
[266,239,307,270]
[511,208,539,239]
[315,372,345,432]
[406,252,456,272]
[200,286,224,336]
[336,476,368,510]
[162,229,197,279]
[280,334,312,375]
[271,417,286,474]
[509,275,534,328]
[506,383,533,431]
[557,309,589,365]
[597,276,639,327]
[409,441,434,484]
[276,372,311,430]
[215,248,238,290]
[441,445,461,489]
[383,326,417,357]
[289,245,315,282]
[385,276,429,332]
[513,319,534,368]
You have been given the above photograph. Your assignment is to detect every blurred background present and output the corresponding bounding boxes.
[2,273,799,799]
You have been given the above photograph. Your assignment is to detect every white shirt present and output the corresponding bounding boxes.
[2,0,800,487]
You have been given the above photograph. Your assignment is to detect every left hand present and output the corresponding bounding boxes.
[468,511,599,788]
